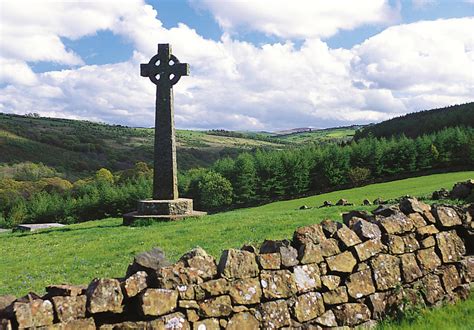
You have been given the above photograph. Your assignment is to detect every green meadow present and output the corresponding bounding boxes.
[1,170,473,297]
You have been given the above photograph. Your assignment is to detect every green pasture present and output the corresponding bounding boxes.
[1,171,472,297]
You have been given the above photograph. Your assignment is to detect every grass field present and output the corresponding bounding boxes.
[276,127,357,143]
[1,170,473,298]
[378,294,474,330]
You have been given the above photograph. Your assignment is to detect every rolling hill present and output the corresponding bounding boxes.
[355,102,474,140]
[0,113,355,179]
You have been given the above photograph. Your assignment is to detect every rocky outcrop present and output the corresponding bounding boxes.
[1,192,473,329]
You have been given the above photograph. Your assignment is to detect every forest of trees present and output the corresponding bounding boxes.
[355,102,474,139]
[1,126,473,228]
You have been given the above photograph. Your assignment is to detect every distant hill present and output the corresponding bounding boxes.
[0,113,362,179]
[0,113,286,179]
[355,102,474,140]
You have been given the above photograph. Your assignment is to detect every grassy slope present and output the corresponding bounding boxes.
[0,114,287,177]
[0,113,358,179]
[378,294,474,330]
[0,171,473,297]
[275,127,358,144]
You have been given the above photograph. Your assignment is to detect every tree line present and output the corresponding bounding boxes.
[0,126,473,228]
[355,102,474,140]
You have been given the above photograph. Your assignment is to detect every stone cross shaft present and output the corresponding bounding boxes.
[140,44,189,200]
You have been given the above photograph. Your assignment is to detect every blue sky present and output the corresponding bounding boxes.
[1,0,473,130]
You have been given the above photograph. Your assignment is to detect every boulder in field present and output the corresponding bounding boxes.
[432,188,449,200]
[450,180,474,199]
[320,200,333,208]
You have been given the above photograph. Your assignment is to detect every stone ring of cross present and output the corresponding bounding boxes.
[144,54,187,86]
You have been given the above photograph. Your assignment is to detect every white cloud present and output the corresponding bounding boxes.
[0,1,473,131]
[351,18,474,110]
[192,0,399,39]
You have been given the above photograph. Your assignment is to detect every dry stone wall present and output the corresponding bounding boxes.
[1,194,474,329]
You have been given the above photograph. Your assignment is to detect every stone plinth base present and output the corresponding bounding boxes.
[123,198,206,225]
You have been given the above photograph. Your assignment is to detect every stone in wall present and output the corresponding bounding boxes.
[218,249,259,280]
[140,288,178,316]
[87,279,123,314]
[371,254,401,290]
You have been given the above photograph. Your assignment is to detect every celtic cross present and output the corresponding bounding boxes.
[140,44,189,200]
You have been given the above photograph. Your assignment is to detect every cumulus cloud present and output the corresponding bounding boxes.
[192,0,399,39]
[0,1,473,131]
[351,18,474,111]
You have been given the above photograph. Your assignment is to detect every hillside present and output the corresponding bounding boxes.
[355,102,474,140]
[1,170,472,296]
[0,113,359,180]
[0,113,287,179]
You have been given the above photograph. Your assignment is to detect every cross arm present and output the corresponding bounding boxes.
[172,62,190,77]
[140,63,150,77]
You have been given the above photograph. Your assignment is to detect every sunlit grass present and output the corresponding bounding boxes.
[0,171,472,298]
